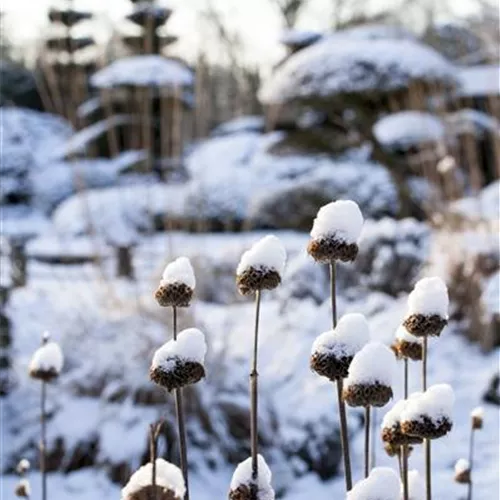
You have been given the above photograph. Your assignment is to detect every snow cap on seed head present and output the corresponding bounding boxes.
[14,478,31,498]
[29,333,64,376]
[345,341,396,387]
[407,470,425,500]
[401,384,454,422]
[381,399,407,430]
[16,459,30,475]
[471,406,484,429]
[161,256,196,289]
[395,324,421,344]
[310,200,363,243]
[407,277,449,317]
[312,313,370,357]
[347,467,400,500]
[237,235,286,276]
[454,458,470,475]
[121,458,186,500]
[230,455,275,500]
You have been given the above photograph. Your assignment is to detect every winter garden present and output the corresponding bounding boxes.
[1,0,499,499]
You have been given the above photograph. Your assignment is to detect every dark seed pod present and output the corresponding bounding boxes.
[401,416,453,440]
[29,366,60,383]
[381,424,423,447]
[15,481,30,498]
[343,382,393,408]
[403,313,447,337]
[155,282,193,308]
[236,266,281,295]
[310,351,353,381]
[307,236,358,263]
[124,484,181,500]
[228,483,259,500]
[150,358,205,392]
[395,339,423,361]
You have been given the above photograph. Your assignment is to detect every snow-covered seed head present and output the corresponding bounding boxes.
[29,335,64,382]
[310,313,370,381]
[155,257,195,307]
[121,458,186,500]
[381,399,423,447]
[407,470,425,500]
[347,467,401,500]
[14,479,31,498]
[403,277,449,337]
[454,458,471,484]
[471,406,484,430]
[229,455,275,500]
[394,325,422,361]
[150,328,207,392]
[343,342,396,408]
[16,459,30,475]
[307,200,363,263]
[400,384,454,440]
[236,235,286,295]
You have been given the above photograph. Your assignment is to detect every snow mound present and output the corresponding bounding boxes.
[402,384,454,422]
[345,341,396,386]
[161,256,196,288]
[457,65,500,97]
[237,235,287,276]
[311,313,370,358]
[374,111,446,149]
[395,325,421,344]
[407,277,449,317]
[211,116,265,137]
[381,399,407,429]
[341,23,416,41]
[121,459,185,499]
[279,29,322,47]
[230,455,275,500]
[347,467,401,499]
[91,55,194,89]
[407,469,425,500]
[310,200,364,243]
[29,339,64,375]
[455,458,470,474]
[260,37,457,104]
[152,328,207,373]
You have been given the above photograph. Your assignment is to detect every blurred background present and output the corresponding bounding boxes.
[1,0,499,498]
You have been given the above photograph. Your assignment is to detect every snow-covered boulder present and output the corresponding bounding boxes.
[260,36,457,105]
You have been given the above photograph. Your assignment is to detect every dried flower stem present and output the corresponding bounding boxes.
[422,335,431,500]
[329,262,353,491]
[40,380,47,500]
[149,421,163,500]
[172,306,189,500]
[364,406,371,478]
[468,424,475,500]
[250,289,262,482]
[402,358,409,500]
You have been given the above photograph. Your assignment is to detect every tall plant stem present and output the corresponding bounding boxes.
[40,381,47,500]
[404,358,409,399]
[150,422,162,500]
[172,307,189,500]
[422,335,430,500]
[250,290,262,481]
[364,406,371,478]
[467,426,475,500]
[330,262,353,491]
[402,357,409,499]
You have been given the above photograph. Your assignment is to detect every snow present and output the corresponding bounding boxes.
[346,467,400,500]
[311,313,370,358]
[406,277,449,317]
[260,37,457,104]
[395,325,421,344]
[436,155,456,174]
[29,339,64,375]
[471,406,484,419]
[151,328,207,373]
[230,455,275,500]
[279,30,322,47]
[161,256,196,288]
[121,459,185,499]
[340,24,416,41]
[401,384,454,422]
[345,341,396,386]
[237,235,287,276]
[407,470,425,500]
[17,459,30,473]
[16,478,31,496]
[76,97,101,119]
[455,458,470,474]
[457,65,500,97]
[90,55,194,89]
[446,109,500,137]
[374,111,445,149]
[127,2,172,21]
[211,116,265,137]
[451,180,500,222]
[381,399,407,429]
[310,200,364,243]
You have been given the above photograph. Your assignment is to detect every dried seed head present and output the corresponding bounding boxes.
[310,351,353,381]
[150,358,205,392]
[29,337,64,382]
[395,339,423,361]
[15,479,30,498]
[16,459,30,475]
[155,282,194,307]
[229,483,259,500]
[401,415,452,440]
[236,266,281,295]
[454,459,471,484]
[471,406,484,430]
[381,424,423,447]
[343,382,393,408]
[403,313,447,337]
[307,236,359,263]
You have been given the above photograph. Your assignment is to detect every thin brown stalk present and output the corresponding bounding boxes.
[150,421,163,500]
[172,306,189,500]
[467,424,475,500]
[364,406,371,478]
[329,262,352,491]
[422,335,430,500]
[40,380,47,500]
[250,290,262,481]
[402,357,409,500]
